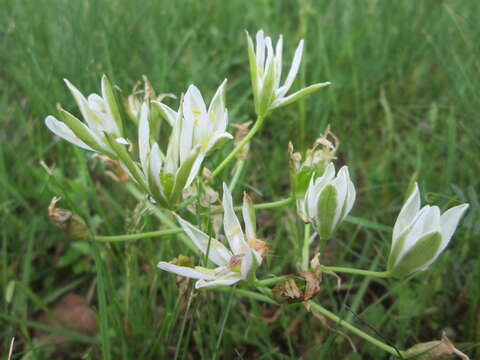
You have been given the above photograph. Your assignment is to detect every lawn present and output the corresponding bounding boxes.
[1,0,479,358]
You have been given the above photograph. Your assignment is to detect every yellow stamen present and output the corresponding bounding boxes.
[209,111,216,122]
[192,108,202,115]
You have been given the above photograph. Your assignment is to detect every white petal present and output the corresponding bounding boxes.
[395,206,431,265]
[149,142,163,187]
[202,131,233,155]
[115,137,129,145]
[45,116,94,151]
[330,166,349,229]
[343,177,356,221]
[439,203,469,253]
[64,79,101,135]
[175,214,231,266]
[306,177,317,220]
[277,39,304,98]
[222,183,246,254]
[157,262,216,280]
[151,101,177,127]
[240,247,254,280]
[274,35,283,89]
[184,145,204,188]
[313,162,336,196]
[255,30,265,72]
[207,79,227,120]
[392,183,420,245]
[242,193,256,241]
[138,102,150,172]
[195,273,242,289]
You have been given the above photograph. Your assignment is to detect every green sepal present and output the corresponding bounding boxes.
[275,82,330,109]
[390,232,441,278]
[160,172,175,203]
[146,168,169,209]
[104,132,146,190]
[101,75,123,136]
[169,146,201,205]
[58,107,105,154]
[316,184,338,240]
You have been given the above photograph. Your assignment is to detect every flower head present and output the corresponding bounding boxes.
[45,75,125,156]
[299,163,356,240]
[387,183,469,278]
[246,29,330,116]
[158,184,265,289]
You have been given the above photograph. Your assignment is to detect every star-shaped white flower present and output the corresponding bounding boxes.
[45,76,125,155]
[152,80,233,185]
[246,29,330,116]
[158,184,264,289]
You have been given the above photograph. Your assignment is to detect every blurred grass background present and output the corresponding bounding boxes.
[1,0,479,358]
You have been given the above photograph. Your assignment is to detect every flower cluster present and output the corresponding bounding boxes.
[45,28,469,291]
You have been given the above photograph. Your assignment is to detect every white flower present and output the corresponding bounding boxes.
[246,29,331,116]
[300,163,356,240]
[107,102,201,208]
[158,184,264,289]
[45,75,125,155]
[152,80,233,184]
[387,183,469,278]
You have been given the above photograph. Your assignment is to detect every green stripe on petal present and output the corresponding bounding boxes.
[387,230,408,272]
[316,184,337,240]
[390,232,441,278]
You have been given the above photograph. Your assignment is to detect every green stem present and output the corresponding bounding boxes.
[228,159,246,192]
[252,196,293,210]
[212,114,265,178]
[302,223,311,270]
[94,228,182,242]
[320,266,390,278]
[308,301,404,358]
[255,276,288,287]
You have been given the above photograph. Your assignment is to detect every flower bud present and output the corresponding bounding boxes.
[289,128,339,212]
[48,197,88,240]
[387,183,469,278]
[299,163,355,241]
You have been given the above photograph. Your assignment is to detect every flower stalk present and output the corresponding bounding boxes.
[211,114,265,178]
[308,301,405,358]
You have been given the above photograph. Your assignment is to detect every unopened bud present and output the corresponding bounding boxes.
[48,197,88,240]
[404,333,470,359]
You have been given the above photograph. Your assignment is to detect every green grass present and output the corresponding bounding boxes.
[1,0,480,358]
